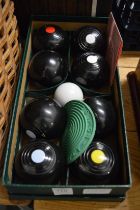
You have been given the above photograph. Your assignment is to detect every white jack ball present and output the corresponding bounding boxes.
[54,82,84,106]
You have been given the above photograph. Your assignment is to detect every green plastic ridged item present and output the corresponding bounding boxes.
[62,100,96,164]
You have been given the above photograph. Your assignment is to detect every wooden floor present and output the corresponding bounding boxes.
[0,53,140,210]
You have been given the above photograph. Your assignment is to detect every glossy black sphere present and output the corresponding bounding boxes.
[71,52,109,88]
[70,142,115,184]
[33,24,67,52]
[20,98,66,140]
[85,97,116,137]
[75,26,105,53]
[14,141,65,184]
[28,50,66,87]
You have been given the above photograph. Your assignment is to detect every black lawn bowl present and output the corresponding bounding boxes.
[85,96,116,137]
[32,24,67,52]
[71,52,109,89]
[70,141,115,184]
[14,141,65,184]
[20,97,66,140]
[28,50,67,88]
[75,25,106,53]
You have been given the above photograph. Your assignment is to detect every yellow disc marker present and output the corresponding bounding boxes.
[91,149,106,164]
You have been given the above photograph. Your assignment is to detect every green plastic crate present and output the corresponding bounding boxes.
[2,15,131,200]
